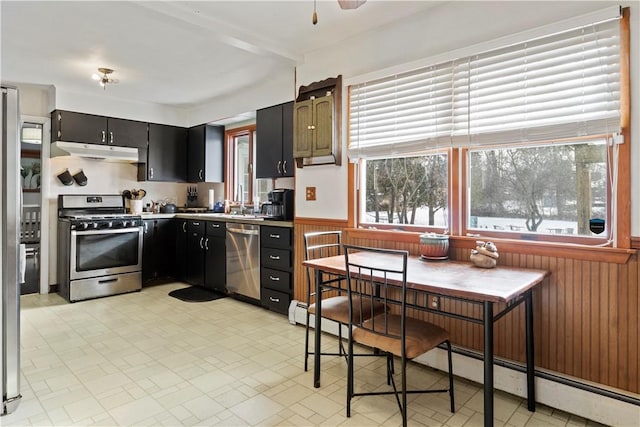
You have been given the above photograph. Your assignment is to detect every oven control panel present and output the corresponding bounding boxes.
[69,218,143,230]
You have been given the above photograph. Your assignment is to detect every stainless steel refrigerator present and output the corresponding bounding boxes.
[1,86,22,415]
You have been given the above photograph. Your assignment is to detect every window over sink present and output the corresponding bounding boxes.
[225,125,272,208]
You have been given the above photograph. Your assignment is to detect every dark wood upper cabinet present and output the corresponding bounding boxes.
[51,110,147,148]
[256,101,294,178]
[139,123,187,182]
[187,124,224,183]
[107,117,148,148]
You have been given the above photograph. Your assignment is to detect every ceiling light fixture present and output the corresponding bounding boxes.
[312,0,318,25]
[91,67,119,90]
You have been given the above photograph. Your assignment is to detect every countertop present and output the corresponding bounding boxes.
[139,212,294,228]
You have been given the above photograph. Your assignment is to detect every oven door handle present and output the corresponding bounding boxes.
[72,227,141,236]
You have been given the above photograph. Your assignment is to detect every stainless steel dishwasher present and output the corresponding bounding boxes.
[226,223,260,301]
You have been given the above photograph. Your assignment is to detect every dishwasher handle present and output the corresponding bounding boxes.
[227,226,259,236]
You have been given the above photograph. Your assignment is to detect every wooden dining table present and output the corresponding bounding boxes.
[303,252,549,427]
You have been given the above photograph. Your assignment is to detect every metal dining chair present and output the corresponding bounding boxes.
[303,231,386,372]
[343,244,455,427]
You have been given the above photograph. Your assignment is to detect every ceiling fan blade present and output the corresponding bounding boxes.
[338,0,366,9]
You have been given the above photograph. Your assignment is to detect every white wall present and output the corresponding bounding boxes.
[186,70,296,127]
[293,1,640,235]
[54,87,189,126]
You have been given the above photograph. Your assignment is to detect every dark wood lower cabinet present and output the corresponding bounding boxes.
[175,219,189,282]
[142,219,175,285]
[173,219,226,292]
[260,226,293,314]
[204,221,226,293]
[186,220,206,286]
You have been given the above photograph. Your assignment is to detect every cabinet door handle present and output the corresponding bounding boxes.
[199,169,203,180]
[109,131,114,144]
[269,296,280,303]
[269,255,280,260]
[211,224,220,228]
[269,275,280,281]
[269,234,280,239]
[193,222,200,226]
[282,160,287,175]
[144,222,148,233]
[277,160,282,174]
[101,130,106,143]
[199,237,204,249]
[204,237,209,251]
[182,222,187,232]
[149,167,154,179]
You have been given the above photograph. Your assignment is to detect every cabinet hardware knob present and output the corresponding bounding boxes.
[182,222,187,232]
[101,130,106,143]
[269,296,280,303]
[282,161,287,174]
[269,255,280,260]
[269,234,280,239]
[204,237,209,250]
[277,160,282,174]
[149,168,154,179]
[109,131,114,144]
[269,276,280,281]
[199,169,203,180]
[307,125,312,130]
[199,237,204,249]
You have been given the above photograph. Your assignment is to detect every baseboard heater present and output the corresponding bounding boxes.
[289,300,639,427]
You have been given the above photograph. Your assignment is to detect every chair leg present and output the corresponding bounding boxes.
[401,356,408,427]
[346,328,354,418]
[304,311,311,372]
[386,353,393,385]
[338,322,343,355]
[447,340,455,413]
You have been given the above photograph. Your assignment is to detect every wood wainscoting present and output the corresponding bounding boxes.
[293,220,640,395]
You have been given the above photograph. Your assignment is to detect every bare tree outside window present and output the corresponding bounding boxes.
[468,140,607,235]
[364,154,447,226]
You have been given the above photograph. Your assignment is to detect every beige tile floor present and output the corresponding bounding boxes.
[4,282,605,427]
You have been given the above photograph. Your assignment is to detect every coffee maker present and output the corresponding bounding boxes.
[262,188,294,220]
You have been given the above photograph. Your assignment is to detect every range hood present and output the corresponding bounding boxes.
[51,141,139,163]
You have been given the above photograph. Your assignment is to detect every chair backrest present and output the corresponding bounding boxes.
[303,231,343,302]
[21,205,41,243]
[343,244,409,340]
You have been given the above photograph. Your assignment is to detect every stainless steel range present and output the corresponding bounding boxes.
[57,194,143,302]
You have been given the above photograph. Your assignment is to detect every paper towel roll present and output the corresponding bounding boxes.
[208,189,215,210]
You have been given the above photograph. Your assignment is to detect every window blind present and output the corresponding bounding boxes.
[349,17,621,160]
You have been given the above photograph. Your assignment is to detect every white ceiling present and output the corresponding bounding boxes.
[1,1,441,109]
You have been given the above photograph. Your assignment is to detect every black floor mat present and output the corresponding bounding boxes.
[168,286,227,302]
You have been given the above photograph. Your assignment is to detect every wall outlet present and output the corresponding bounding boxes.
[431,296,439,309]
[306,186,316,201]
